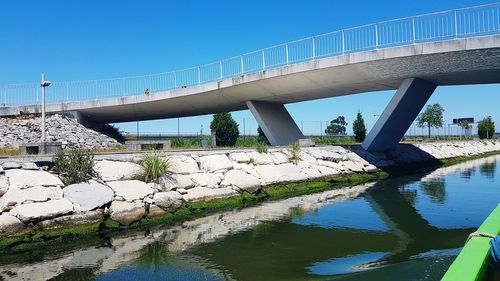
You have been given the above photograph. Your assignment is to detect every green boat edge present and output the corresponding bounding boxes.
[441,203,500,281]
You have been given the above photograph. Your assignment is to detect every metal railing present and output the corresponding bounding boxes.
[1,2,500,107]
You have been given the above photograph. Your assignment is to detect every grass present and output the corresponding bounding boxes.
[0,145,21,156]
[137,153,171,183]
[288,143,301,164]
[255,142,268,153]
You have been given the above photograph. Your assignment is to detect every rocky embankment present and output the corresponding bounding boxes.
[0,140,499,236]
[0,114,120,149]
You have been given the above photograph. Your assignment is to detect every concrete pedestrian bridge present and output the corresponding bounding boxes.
[1,3,500,151]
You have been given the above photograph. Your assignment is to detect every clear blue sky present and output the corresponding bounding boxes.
[1,0,498,135]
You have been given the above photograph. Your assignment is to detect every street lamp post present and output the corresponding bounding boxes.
[40,73,51,142]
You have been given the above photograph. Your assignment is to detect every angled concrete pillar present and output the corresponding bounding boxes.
[246,101,304,146]
[362,78,437,152]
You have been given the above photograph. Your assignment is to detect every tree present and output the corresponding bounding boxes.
[477,116,495,139]
[325,116,348,135]
[257,126,270,145]
[210,112,239,146]
[458,120,472,138]
[416,104,444,138]
[352,111,366,142]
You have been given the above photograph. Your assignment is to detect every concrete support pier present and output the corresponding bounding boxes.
[362,78,437,152]
[246,101,304,146]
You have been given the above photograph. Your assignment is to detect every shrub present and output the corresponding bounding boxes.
[210,112,239,147]
[478,116,495,139]
[93,123,126,143]
[138,154,171,183]
[288,143,301,165]
[353,111,367,142]
[53,149,97,185]
[257,126,270,145]
[171,138,192,148]
[255,142,268,153]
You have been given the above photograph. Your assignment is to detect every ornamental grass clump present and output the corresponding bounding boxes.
[139,153,171,183]
[289,142,301,165]
[53,149,97,185]
[255,142,268,154]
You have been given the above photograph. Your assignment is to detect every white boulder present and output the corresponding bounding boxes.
[0,186,62,211]
[109,201,145,225]
[5,169,63,189]
[254,163,308,185]
[248,152,274,165]
[160,174,194,190]
[199,155,233,172]
[182,187,238,202]
[152,191,183,210]
[0,176,8,196]
[63,181,114,211]
[0,214,25,234]
[12,199,74,223]
[107,180,154,201]
[228,152,250,163]
[167,155,199,174]
[223,169,261,192]
[94,160,142,181]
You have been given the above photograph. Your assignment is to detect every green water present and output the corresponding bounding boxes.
[1,155,499,281]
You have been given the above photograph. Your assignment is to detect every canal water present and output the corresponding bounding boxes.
[1,155,499,281]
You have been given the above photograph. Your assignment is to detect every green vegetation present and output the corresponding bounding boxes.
[353,111,367,142]
[416,103,444,138]
[257,126,270,144]
[288,143,301,164]
[255,142,268,153]
[210,112,239,146]
[0,145,21,156]
[93,123,126,143]
[52,149,97,185]
[477,116,495,139]
[137,154,171,183]
[313,136,356,145]
[325,116,348,135]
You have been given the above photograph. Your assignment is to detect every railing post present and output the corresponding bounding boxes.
[174,72,177,88]
[240,55,244,74]
[197,67,201,84]
[341,30,345,53]
[4,87,6,106]
[454,9,458,37]
[412,16,416,43]
[262,50,266,70]
[219,61,223,80]
[374,23,379,48]
[312,37,316,58]
[285,43,289,64]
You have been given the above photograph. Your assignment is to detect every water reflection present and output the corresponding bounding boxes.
[0,155,498,281]
[420,178,446,204]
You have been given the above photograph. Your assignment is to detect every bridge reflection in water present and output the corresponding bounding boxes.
[0,156,498,281]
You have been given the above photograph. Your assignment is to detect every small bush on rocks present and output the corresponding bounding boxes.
[289,143,301,165]
[255,142,268,153]
[139,154,171,183]
[53,149,97,185]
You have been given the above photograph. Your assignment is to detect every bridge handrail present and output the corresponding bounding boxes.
[1,2,499,106]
